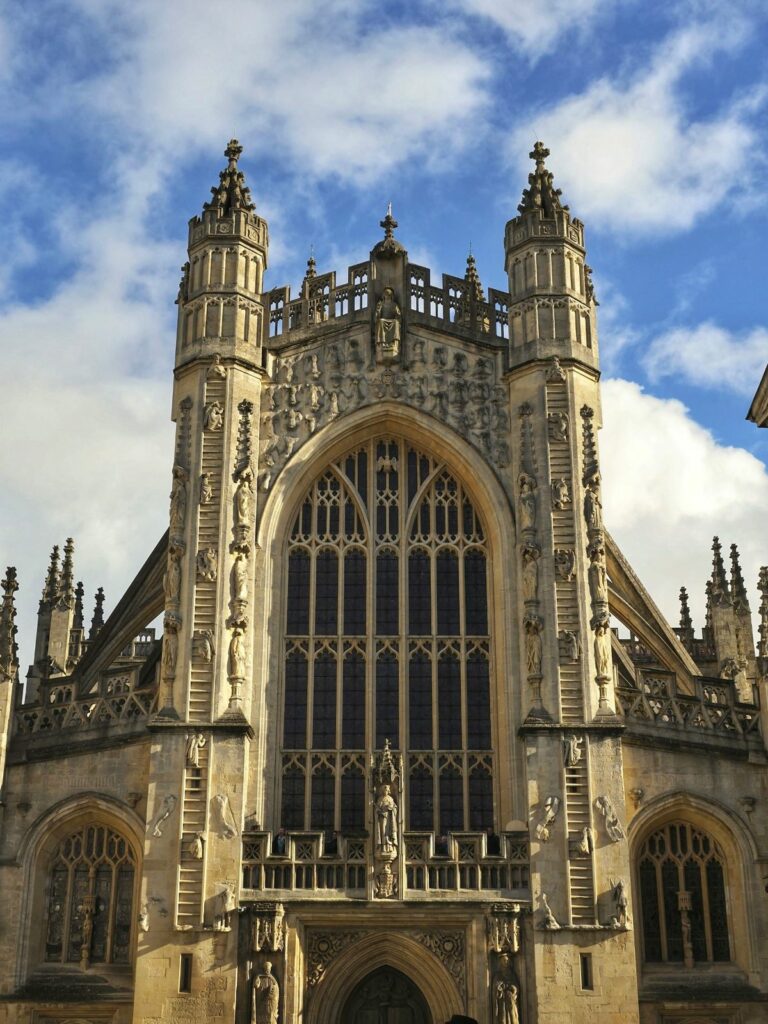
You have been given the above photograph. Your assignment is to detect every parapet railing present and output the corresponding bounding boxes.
[13,677,156,737]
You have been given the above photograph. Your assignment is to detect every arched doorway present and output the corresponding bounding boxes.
[341,966,431,1024]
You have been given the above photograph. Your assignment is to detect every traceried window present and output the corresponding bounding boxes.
[44,823,136,966]
[638,822,731,964]
[281,437,494,835]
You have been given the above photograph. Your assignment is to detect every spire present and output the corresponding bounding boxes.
[729,543,750,612]
[89,586,105,639]
[678,586,694,647]
[463,251,485,302]
[59,537,75,609]
[42,545,60,606]
[518,141,568,218]
[710,537,731,607]
[204,139,256,216]
[0,566,19,679]
[758,567,768,661]
[73,581,85,630]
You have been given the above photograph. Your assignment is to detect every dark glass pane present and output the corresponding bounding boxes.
[409,653,433,749]
[464,550,488,635]
[684,858,707,962]
[408,550,431,635]
[112,864,134,964]
[67,864,89,962]
[287,549,310,634]
[343,550,366,634]
[466,652,490,748]
[462,500,474,538]
[376,551,399,634]
[310,771,335,830]
[281,772,305,829]
[342,652,365,748]
[436,551,460,634]
[45,864,69,961]
[312,652,337,748]
[439,772,464,833]
[407,449,419,505]
[468,770,493,831]
[409,771,434,830]
[283,651,308,748]
[707,860,730,961]
[639,858,662,962]
[314,549,339,635]
[341,773,365,830]
[376,654,399,748]
[662,859,683,962]
[90,864,112,963]
[438,655,462,748]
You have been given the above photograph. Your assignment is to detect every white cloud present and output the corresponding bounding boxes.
[601,378,768,637]
[508,20,767,232]
[642,322,768,396]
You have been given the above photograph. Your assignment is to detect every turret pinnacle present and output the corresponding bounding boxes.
[678,586,694,648]
[372,202,406,257]
[758,567,768,661]
[463,251,485,302]
[42,545,60,606]
[204,139,256,216]
[0,566,19,679]
[89,586,105,639]
[73,581,85,630]
[710,537,731,607]
[729,543,750,613]
[59,537,75,609]
[518,141,568,218]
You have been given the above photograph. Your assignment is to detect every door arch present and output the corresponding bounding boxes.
[341,966,431,1024]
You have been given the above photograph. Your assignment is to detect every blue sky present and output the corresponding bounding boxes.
[1,0,767,673]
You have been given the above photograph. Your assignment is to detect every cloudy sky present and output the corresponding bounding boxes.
[1,0,767,675]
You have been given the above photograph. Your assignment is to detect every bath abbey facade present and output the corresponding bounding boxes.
[0,141,767,1024]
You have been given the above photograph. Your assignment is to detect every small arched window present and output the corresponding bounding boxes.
[44,823,136,967]
[638,821,730,964]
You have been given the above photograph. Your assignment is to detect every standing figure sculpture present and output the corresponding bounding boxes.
[494,979,520,1024]
[375,784,398,854]
[375,287,401,363]
[252,962,280,1024]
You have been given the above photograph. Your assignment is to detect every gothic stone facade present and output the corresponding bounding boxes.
[1,142,767,1024]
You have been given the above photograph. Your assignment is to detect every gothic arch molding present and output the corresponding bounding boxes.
[305,932,464,1024]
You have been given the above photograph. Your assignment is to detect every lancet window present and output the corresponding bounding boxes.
[638,821,731,964]
[43,823,136,966]
[280,436,494,835]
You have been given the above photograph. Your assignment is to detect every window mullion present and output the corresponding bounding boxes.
[700,853,714,962]
[657,859,669,962]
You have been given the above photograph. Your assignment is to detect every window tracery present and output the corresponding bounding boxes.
[281,436,493,834]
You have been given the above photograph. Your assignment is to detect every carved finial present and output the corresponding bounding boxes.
[710,537,731,607]
[73,581,85,630]
[463,251,485,302]
[380,203,398,240]
[703,579,714,643]
[42,545,60,605]
[757,567,768,661]
[59,537,75,609]
[730,543,750,613]
[678,586,694,648]
[0,566,19,679]
[89,586,105,639]
[305,250,316,280]
[203,139,255,216]
[518,140,567,217]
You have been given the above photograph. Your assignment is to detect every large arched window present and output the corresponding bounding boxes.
[280,436,493,835]
[44,823,136,966]
[638,821,730,964]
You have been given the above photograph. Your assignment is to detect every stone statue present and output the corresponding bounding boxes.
[138,904,150,933]
[200,472,213,504]
[560,630,579,662]
[235,468,254,527]
[150,795,177,838]
[541,892,560,930]
[196,547,218,581]
[228,628,246,680]
[207,353,227,378]
[551,478,570,509]
[374,862,397,898]
[231,553,249,604]
[204,401,224,432]
[169,465,188,534]
[595,795,626,843]
[584,476,602,531]
[212,793,239,839]
[164,548,182,603]
[493,978,520,1024]
[521,544,539,603]
[375,784,398,853]
[192,629,215,663]
[546,355,567,382]
[252,962,280,1024]
[524,617,542,676]
[187,831,205,860]
[535,795,560,842]
[594,622,612,679]
[186,731,206,767]
[162,618,179,675]
[588,544,608,606]
[213,885,237,931]
[518,473,537,531]
[563,733,583,767]
[548,411,568,442]
[554,548,575,581]
[375,287,401,362]
[611,878,628,927]
[571,826,594,856]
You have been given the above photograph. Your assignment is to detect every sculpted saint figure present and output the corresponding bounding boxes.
[231,554,249,604]
[518,474,537,531]
[186,731,206,767]
[164,550,181,603]
[204,401,224,432]
[228,629,246,680]
[375,784,398,853]
[584,477,602,532]
[200,472,213,504]
[521,545,539,603]
[252,962,280,1024]
[375,287,401,361]
[524,618,542,676]
[235,469,254,527]
[494,979,520,1024]
[169,466,188,534]
[594,623,611,679]
[588,548,607,606]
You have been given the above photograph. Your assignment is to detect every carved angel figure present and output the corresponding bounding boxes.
[554,548,575,581]
[204,401,224,431]
[548,411,569,442]
[185,731,206,767]
[252,962,280,1024]
[541,892,560,930]
[187,831,205,860]
[196,547,218,581]
[535,795,560,842]
[551,477,571,509]
[595,794,626,843]
[200,472,213,504]
[563,733,583,767]
[150,794,177,838]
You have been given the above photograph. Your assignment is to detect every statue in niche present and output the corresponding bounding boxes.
[524,616,543,677]
[375,287,401,362]
[375,784,398,854]
[594,622,612,679]
[186,731,206,767]
[162,616,179,675]
[169,465,188,535]
[187,831,205,860]
[252,962,280,1024]
[164,547,182,603]
[551,477,570,509]
[535,795,560,842]
[584,474,602,532]
[196,547,218,581]
[231,553,249,605]
[588,541,608,605]
[235,466,254,527]
[200,472,213,504]
[493,976,520,1024]
[204,401,224,432]
[548,411,569,442]
[563,733,583,767]
[518,473,537,532]
[228,628,247,680]
[521,544,539,603]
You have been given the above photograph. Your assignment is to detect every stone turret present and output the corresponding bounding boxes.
[89,586,105,639]
[0,566,20,802]
[678,586,694,651]
[47,537,75,675]
[505,142,597,369]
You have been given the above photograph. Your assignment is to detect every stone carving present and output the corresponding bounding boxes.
[211,793,239,839]
[374,784,398,855]
[551,477,570,509]
[231,553,249,614]
[186,731,207,767]
[588,539,608,611]
[548,411,569,442]
[175,396,193,471]
[535,795,560,842]
[524,615,543,677]
[0,567,18,680]
[677,890,694,967]
[192,629,215,663]
[200,472,214,504]
[559,630,580,663]
[187,831,205,859]
[233,464,255,552]
[375,287,401,363]
[518,473,537,532]
[204,401,224,432]
[413,931,466,999]
[252,903,285,952]
[608,878,629,928]
[374,862,397,899]
[236,398,255,474]
[570,826,594,858]
[169,464,188,536]
[306,931,363,986]
[164,543,184,604]
[540,892,560,930]
[252,962,280,1024]
[487,906,520,954]
[213,885,237,931]
[150,795,177,838]
[138,904,150,933]
[228,628,247,698]
[546,355,566,382]
[161,613,180,679]
[554,547,575,581]
[196,546,218,581]
[521,543,539,604]
[594,795,626,842]
[629,787,645,809]
[593,622,611,679]
[584,474,602,533]
[207,353,227,378]
[563,733,583,767]
[493,976,520,1024]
